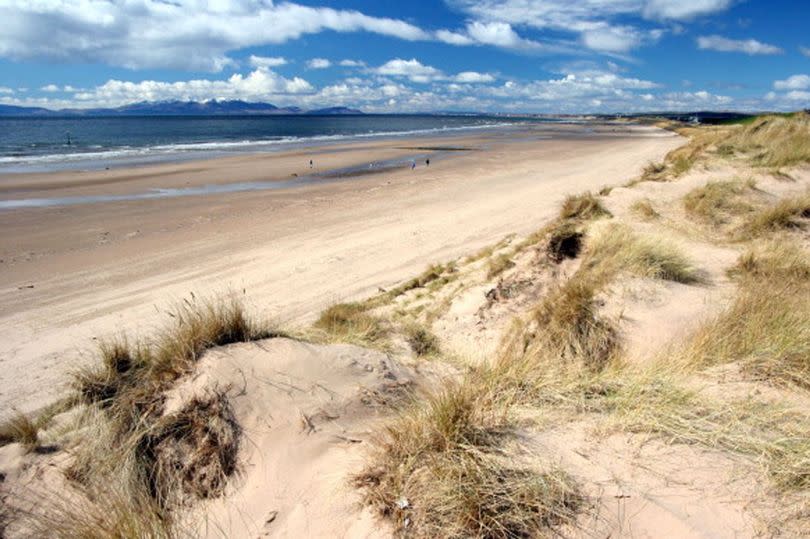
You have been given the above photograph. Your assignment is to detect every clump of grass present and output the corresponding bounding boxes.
[736,192,810,238]
[314,302,388,346]
[597,185,613,196]
[630,199,659,220]
[141,391,240,505]
[526,273,619,372]
[584,222,703,284]
[682,178,757,225]
[558,192,612,221]
[403,322,440,357]
[724,112,810,167]
[641,161,666,181]
[679,275,810,389]
[727,241,810,281]
[354,380,581,537]
[486,252,515,278]
[0,412,39,449]
[47,294,276,537]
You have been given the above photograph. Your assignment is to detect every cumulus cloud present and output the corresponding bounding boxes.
[0,1,430,71]
[40,84,60,92]
[375,58,445,83]
[249,55,288,69]
[774,74,810,91]
[71,68,313,108]
[339,59,366,67]
[373,58,496,85]
[697,35,783,55]
[307,58,332,69]
[0,86,13,94]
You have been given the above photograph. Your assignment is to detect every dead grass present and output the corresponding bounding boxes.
[558,192,612,221]
[354,379,581,538]
[723,112,810,167]
[678,275,810,389]
[629,199,659,220]
[313,302,389,346]
[486,253,515,278]
[600,369,810,490]
[404,322,440,357]
[584,222,703,284]
[736,191,810,238]
[0,412,39,448]
[727,240,810,281]
[683,178,758,225]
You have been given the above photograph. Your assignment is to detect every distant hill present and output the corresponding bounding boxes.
[0,100,363,117]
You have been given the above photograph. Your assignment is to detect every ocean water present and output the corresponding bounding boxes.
[0,114,530,173]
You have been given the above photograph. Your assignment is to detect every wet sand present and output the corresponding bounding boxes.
[0,123,681,412]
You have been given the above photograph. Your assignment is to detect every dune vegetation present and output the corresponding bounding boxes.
[3,111,810,538]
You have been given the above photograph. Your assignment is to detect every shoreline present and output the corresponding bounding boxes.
[0,124,681,412]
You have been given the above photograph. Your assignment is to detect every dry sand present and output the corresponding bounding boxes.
[0,124,680,413]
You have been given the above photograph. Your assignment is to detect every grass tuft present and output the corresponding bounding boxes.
[682,178,757,225]
[727,241,810,281]
[630,199,659,220]
[404,322,440,357]
[0,412,39,448]
[314,302,388,346]
[736,192,810,238]
[584,222,703,284]
[486,253,515,279]
[558,192,612,221]
[354,380,581,537]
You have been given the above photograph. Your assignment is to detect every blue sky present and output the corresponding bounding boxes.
[0,0,808,113]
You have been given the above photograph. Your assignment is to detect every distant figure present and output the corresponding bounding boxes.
[309,159,313,168]
[66,132,72,146]
[426,158,430,167]
[411,160,416,170]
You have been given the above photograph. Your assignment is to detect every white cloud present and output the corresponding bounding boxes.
[643,0,733,20]
[0,1,430,71]
[40,84,60,92]
[339,59,366,67]
[0,86,13,94]
[455,71,495,83]
[446,0,734,54]
[581,25,645,53]
[774,74,810,91]
[436,29,475,46]
[800,46,810,58]
[249,55,288,69]
[307,58,332,69]
[465,21,540,50]
[697,35,783,55]
[71,68,313,108]
[375,58,445,83]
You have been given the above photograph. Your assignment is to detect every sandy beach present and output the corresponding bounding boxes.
[0,124,679,412]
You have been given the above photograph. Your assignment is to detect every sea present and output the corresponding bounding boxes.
[0,114,535,174]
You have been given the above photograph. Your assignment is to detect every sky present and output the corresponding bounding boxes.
[0,0,808,114]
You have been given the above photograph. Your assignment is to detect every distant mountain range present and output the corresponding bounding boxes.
[0,100,363,117]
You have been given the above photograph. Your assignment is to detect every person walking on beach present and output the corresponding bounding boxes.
[426,158,430,167]
[309,159,313,168]
[411,160,416,170]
